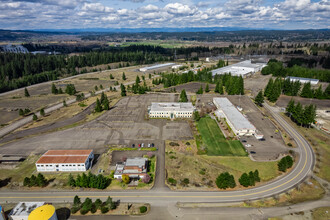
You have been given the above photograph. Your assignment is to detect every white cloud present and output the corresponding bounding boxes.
[164,3,197,15]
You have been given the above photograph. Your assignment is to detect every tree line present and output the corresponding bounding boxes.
[95,92,110,112]
[261,60,330,82]
[71,195,117,215]
[68,172,110,189]
[215,170,260,189]
[264,78,330,103]
[286,100,316,127]
[23,173,47,187]
[0,45,173,93]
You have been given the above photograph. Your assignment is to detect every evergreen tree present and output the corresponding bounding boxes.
[51,83,58,94]
[286,99,295,118]
[215,172,236,189]
[40,108,45,116]
[19,109,24,116]
[95,98,102,112]
[314,85,323,99]
[300,82,313,98]
[239,173,250,187]
[248,171,255,186]
[179,89,188,102]
[253,170,260,182]
[32,114,38,121]
[196,85,203,94]
[264,78,273,98]
[36,173,47,187]
[95,85,98,91]
[205,83,210,93]
[58,88,63,94]
[122,72,126,80]
[110,74,114,79]
[69,174,76,187]
[73,195,81,206]
[215,81,220,93]
[102,95,110,110]
[24,88,30,97]
[63,100,67,107]
[120,84,127,97]
[136,76,141,84]
[255,91,264,106]
[193,111,201,121]
[65,84,76,95]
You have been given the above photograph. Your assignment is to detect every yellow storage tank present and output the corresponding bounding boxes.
[28,204,58,220]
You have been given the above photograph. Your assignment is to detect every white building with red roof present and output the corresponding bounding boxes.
[35,150,94,172]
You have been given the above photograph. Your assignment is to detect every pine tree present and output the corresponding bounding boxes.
[215,81,220,93]
[255,91,264,106]
[95,98,102,112]
[40,108,45,116]
[102,96,110,110]
[32,113,38,121]
[24,88,30,97]
[196,85,203,94]
[205,83,210,93]
[73,195,81,206]
[264,78,273,98]
[121,84,127,97]
[68,174,76,187]
[122,72,126,80]
[63,100,67,107]
[19,109,24,116]
[110,74,114,79]
[136,76,141,84]
[314,85,323,99]
[286,99,295,118]
[253,170,260,182]
[239,173,250,187]
[180,89,188,102]
[51,83,58,94]
[58,88,63,94]
[300,82,313,98]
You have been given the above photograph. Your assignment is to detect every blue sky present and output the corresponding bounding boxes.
[0,0,329,30]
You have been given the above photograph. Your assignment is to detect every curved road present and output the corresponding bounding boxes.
[0,102,315,204]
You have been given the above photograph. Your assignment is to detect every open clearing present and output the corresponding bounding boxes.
[165,140,279,190]
[197,116,247,156]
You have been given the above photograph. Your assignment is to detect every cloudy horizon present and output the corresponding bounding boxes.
[0,0,329,30]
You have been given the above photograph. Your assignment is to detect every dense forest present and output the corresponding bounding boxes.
[286,100,316,127]
[0,45,174,93]
[262,60,330,82]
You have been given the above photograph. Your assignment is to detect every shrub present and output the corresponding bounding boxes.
[90,204,97,214]
[181,178,189,186]
[215,172,236,189]
[168,178,177,186]
[278,156,294,172]
[94,199,102,209]
[169,142,180,146]
[80,208,89,215]
[71,206,80,214]
[122,174,130,184]
[139,206,147,214]
[101,206,109,214]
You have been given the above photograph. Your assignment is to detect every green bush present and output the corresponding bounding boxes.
[80,208,89,215]
[101,206,109,214]
[71,206,80,214]
[139,206,147,214]
[168,178,177,185]
[278,156,294,172]
[215,172,236,189]
[90,204,97,214]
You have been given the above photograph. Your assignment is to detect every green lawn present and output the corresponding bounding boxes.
[197,116,247,156]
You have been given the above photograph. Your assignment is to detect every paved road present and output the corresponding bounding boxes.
[0,101,314,204]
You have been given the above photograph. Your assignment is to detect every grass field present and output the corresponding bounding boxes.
[119,40,186,48]
[197,116,247,156]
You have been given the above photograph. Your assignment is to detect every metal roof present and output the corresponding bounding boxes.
[125,157,148,167]
[212,60,266,76]
[213,97,256,131]
[140,63,175,71]
[286,76,319,83]
[9,202,45,217]
[150,102,195,112]
[36,150,93,164]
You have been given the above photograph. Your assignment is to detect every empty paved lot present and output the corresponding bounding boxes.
[0,94,193,156]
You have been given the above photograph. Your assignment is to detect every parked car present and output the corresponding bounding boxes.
[242,140,247,143]
[138,144,141,148]
[132,144,135,148]
[250,151,256,154]
[141,143,144,148]
[151,143,155,147]
[148,143,151,148]
[259,138,266,141]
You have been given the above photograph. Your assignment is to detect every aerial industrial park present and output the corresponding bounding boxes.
[0,1,329,219]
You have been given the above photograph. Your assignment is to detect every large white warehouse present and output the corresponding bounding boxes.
[285,76,319,85]
[36,150,94,172]
[213,97,256,136]
[212,60,266,77]
[139,63,175,72]
[148,102,195,119]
